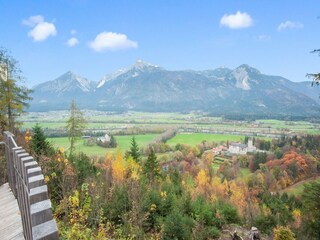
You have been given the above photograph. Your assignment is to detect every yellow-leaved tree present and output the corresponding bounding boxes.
[229,180,247,217]
[112,148,125,184]
[196,169,210,195]
[126,155,141,181]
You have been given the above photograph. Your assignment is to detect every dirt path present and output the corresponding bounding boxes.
[281,175,320,194]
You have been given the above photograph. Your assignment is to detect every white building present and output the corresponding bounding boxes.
[247,139,256,152]
[228,139,256,155]
[97,133,111,143]
[229,142,248,155]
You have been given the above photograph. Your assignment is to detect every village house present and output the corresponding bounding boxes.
[97,133,111,143]
[203,145,228,157]
[211,145,227,155]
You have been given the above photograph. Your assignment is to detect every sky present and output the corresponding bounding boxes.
[0,0,319,87]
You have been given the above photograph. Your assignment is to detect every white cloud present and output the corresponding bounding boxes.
[89,32,138,52]
[220,11,253,29]
[277,21,304,31]
[67,37,79,47]
[22,15,44,27]
[23,15,57,41]
[258,35,271,41]
[28,22,57,41]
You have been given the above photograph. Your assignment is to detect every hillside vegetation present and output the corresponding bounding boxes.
[15,124,320,239]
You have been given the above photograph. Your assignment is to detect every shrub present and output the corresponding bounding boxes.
[194,226,220,240]
[215,200,241,225]
[273,226,295,240]
[70,152,97,185]
[162,209,193,240]
[254,214,277,234]
[104,185,131,224]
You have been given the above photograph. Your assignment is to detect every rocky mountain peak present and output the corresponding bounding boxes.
[235,64,261,75]
[30,62,320,118]
[230,65,262,90]
[131,59,160,71]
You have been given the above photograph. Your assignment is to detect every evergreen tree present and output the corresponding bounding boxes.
[30,124,52,157]
[66,100,87,155]
[301,181,320,239]
[162,209,192,240]
[128,136,141,163]
[143,147,160,185]
[109,135,117,148]
[0,48,32,133]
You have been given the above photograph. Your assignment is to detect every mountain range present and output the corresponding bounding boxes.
[30,60,320,119]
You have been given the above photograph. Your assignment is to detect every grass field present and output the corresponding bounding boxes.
[49,134,157,156]
[19,111,320,135]
[168,133,246,146]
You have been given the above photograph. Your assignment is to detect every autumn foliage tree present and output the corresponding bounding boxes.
[0,47,31,133]
[112,148,125,184]
[196,169,210,195]
[273,226,296,240]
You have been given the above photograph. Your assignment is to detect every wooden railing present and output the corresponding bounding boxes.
[3,131,59,240]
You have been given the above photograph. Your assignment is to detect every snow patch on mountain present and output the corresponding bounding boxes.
[98,60,160,88]
[33,71,93,93]
[132,72,139,77]
[133,59,159,70]
[71,72,92,92]
[97,68,127,88]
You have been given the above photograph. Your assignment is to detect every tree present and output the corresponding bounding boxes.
[0,48,31,133]
[196,169,209,192]
[128,136,141,163]
[66,100,87,155]
[250,152,267,172]
[307,49,320,85]
[30,124,53,157]
[301,181,320,239]
[112,148,125,184]
[273,226,295,240]
[143,147,160,185]
[162,209,192,240]
[109,135,117,148]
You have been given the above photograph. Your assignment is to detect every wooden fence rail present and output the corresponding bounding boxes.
[3,131,59,240]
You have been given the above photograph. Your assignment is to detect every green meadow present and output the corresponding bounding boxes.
[167,133,245,146]
[49,132,258,157]
[49,134,157,156]
[20,111,320,134]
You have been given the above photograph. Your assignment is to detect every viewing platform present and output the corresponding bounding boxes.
[0,183,24,240]
[0,132,59,240]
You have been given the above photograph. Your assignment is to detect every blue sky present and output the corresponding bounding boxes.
[0,0,319,87]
